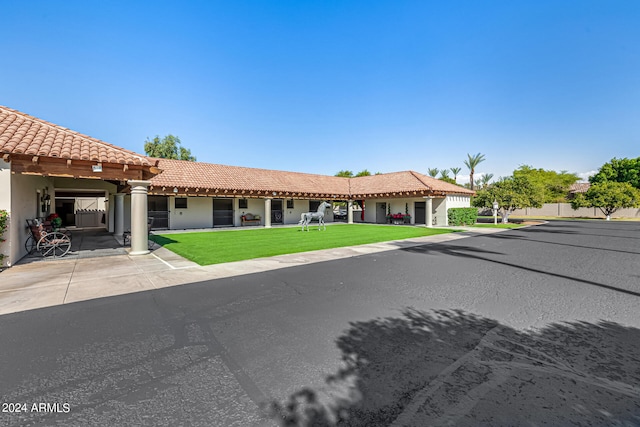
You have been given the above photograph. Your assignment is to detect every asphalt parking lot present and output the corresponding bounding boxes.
[0,220,638,426]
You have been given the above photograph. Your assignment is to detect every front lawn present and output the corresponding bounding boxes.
[151,224,456,265]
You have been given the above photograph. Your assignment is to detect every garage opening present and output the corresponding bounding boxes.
[55,190,108,228]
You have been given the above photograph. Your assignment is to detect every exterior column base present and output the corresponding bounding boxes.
[129,249,150,256]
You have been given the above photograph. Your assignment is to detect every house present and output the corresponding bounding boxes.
[0,105,473,267]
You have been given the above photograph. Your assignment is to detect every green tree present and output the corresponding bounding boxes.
[335,170,354,178]
[589,157,640,189]
[438,170,457,184]
[464,153,486,191]
[144,135,196,161]
[355,169,372,177]
[473,175,545,223]
[439,176,457,185]
[450,167,462,182]
[513,165,579,202]
[571,181,640,220]
[427,168,439,178]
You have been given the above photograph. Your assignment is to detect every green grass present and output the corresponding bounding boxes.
[151,224,456,265]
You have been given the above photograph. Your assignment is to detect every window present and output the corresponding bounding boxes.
[239,198,248,209]
[175,198,188,209]
[309,200,321,211]
[286,199,294,209]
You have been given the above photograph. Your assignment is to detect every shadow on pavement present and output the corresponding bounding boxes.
[399,241,640,298]
[485,232,640,256]
[268,309,640,426]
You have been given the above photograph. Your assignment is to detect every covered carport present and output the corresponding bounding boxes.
[0,106,160,267]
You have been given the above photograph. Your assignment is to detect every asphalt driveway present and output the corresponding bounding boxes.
[0,220,638,426]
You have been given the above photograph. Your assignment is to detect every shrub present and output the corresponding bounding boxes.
[448,207,477,226]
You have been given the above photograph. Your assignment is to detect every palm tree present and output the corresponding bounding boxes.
[463,153,486,191]
[479,173,494,188]
[450,167,461,182]
[439,170,451,179]
[427,168,439,177]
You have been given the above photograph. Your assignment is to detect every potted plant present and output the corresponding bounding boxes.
[47,213,62,231]
[390,213,404,225]
[404,203,411,223]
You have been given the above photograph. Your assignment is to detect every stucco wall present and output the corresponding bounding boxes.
[508,203,640,218]
[0,160,11,267]
[53,177,116,192]
[170,196,213,229]
[8,174,55,266]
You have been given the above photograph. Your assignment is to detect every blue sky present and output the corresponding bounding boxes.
[2,1,639,183]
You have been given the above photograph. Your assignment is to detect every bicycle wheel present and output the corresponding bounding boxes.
[25,235,36,255]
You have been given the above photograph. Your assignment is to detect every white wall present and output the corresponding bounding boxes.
[53,177,116,192]
[507,203,640,218]
[236,198,265,226]
[0,160,11,267]
[170,196,213,229]
[233,198,334,226]
[444,195,471,226]
[283,199,308,225]
[8,174,55,266]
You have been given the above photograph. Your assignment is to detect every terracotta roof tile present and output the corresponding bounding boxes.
[2,105,474,198]
[151,159,474,198]
[0,105,153,166]
[350,171,474,196]
[152,158,352,196]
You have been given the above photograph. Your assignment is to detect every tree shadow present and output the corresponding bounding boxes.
[519,223,640,240]
[267,309,640,426]
[400,241,640,298]
[485,232,640,256]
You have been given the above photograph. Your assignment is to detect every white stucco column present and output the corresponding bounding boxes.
[114,193,125,236]
[128,180,151,255]
[264,198,272,228]
[425,196,433,228]
[347,200,354,224]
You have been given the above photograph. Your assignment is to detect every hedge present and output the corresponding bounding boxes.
[447,207,478,226]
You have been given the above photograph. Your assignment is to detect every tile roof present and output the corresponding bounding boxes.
[350,171,475,196]
[151,159,474,198]
[2,105,474,198]
[151,158,352,197]
[0,105,153,166]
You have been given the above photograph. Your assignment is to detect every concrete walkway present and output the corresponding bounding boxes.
[0,226,509,316]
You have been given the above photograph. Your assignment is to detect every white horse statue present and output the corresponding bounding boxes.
[299,201,332,231]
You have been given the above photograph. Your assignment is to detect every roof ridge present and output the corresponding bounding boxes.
[0,105,150,163]
[408,170,433,190]
[155,157,355,180]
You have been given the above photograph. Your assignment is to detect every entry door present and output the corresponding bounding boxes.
[376,203,387,224]
[415,202,426,224]
[213,199,234,226]
[271,199,283,224]
[148,196,169,229]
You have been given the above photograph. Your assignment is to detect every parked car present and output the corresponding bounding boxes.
[333,208,347,220]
